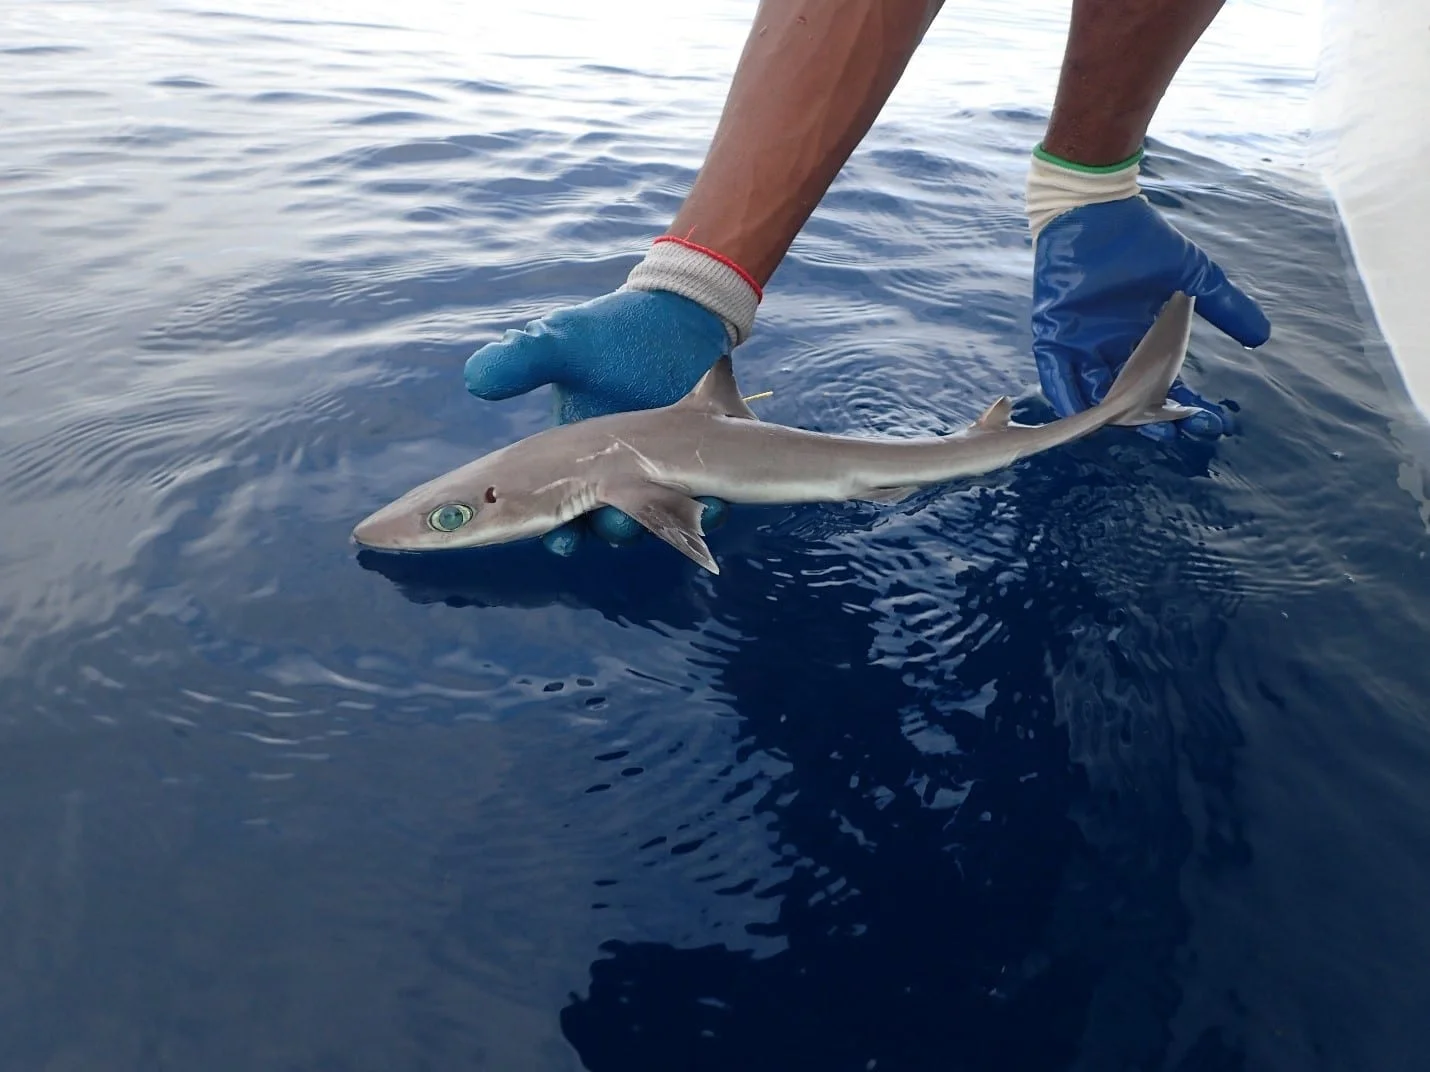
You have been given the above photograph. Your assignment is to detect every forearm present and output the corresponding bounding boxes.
[668,0,943,285]
[1042,0,1223,166]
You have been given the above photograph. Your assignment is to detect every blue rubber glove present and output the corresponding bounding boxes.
[464,287,731,555]
[1029,150,1271,442]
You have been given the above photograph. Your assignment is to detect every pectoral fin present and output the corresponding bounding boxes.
[598,481,719,574]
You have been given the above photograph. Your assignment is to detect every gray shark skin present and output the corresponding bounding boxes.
[353,292,1199,574]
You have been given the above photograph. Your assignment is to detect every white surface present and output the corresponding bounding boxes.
[1316,0,1430,416]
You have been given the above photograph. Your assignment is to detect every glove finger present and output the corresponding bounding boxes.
[1080,362,1115,406]
[588,498,725,547]
[1135,419,1181,443]
[1034,344,1093,418]
[697,496,728,532]
[542,520,585,557]
[1166,381,1229,439]
[586,498,723,552]
[589,505,646,546]
[1184,255,1271,348]
[542,498,723,556]
[464,324,560,401]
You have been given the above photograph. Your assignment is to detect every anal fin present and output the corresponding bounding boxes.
[853,485,920,503]
[598,481,719,574]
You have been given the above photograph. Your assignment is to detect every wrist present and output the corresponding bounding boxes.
[623,236,763,348]
[1025,143,1144,241]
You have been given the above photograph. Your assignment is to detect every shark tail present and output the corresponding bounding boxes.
[1099,291,1203,427]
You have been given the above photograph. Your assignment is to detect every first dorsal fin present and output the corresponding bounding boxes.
[672,357,758,420]
[972,395,1011,431]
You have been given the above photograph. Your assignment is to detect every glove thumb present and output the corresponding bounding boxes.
[464,319,563,401]
[1183,249,1271,349]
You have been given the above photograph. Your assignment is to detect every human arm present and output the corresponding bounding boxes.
[666,0,944,285]
[1044,0,1226,167]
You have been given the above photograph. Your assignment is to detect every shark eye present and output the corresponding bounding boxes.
[427,503,474,532]
[484,486,497,504]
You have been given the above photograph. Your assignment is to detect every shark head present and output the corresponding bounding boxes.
[351,441,583,552]
[353,358,756,561]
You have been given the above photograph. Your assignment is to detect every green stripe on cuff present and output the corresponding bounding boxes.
[1033,142,1144,174]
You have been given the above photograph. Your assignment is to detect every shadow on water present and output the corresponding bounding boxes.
[357,538,716,627]
[363,432,1250,1071]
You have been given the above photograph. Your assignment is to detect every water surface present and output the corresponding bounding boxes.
[3,2,1429,1070]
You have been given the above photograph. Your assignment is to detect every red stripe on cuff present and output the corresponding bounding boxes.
[652,235,764,301]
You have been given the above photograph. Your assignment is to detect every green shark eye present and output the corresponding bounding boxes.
[428,503,474,532]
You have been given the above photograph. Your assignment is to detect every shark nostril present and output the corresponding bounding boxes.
[484,486,497,504]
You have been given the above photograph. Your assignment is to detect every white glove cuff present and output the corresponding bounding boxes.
[1025,145,1142,241]
[624,236,762,348]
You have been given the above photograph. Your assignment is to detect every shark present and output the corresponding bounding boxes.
[352,292,1200,574]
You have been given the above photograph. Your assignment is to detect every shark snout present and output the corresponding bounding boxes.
[350,507,420,551]
[351,518,390,550]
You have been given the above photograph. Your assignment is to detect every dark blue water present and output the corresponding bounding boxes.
[5,2,1430,1069]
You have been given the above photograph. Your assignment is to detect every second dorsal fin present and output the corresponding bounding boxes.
[672,357,758,420]
[972,396,1011,432]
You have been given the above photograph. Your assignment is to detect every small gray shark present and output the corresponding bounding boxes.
[353,292,1199,574]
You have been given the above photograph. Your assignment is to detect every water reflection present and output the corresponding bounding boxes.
[363,434,1251,1068]
[6,0,1430,1068]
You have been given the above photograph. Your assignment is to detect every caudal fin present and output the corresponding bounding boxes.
[1100,292,1202,427]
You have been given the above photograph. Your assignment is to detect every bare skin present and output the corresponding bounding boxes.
[1042,0,1227,165]
[668,0,1228,282]
[670,0,943,285]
